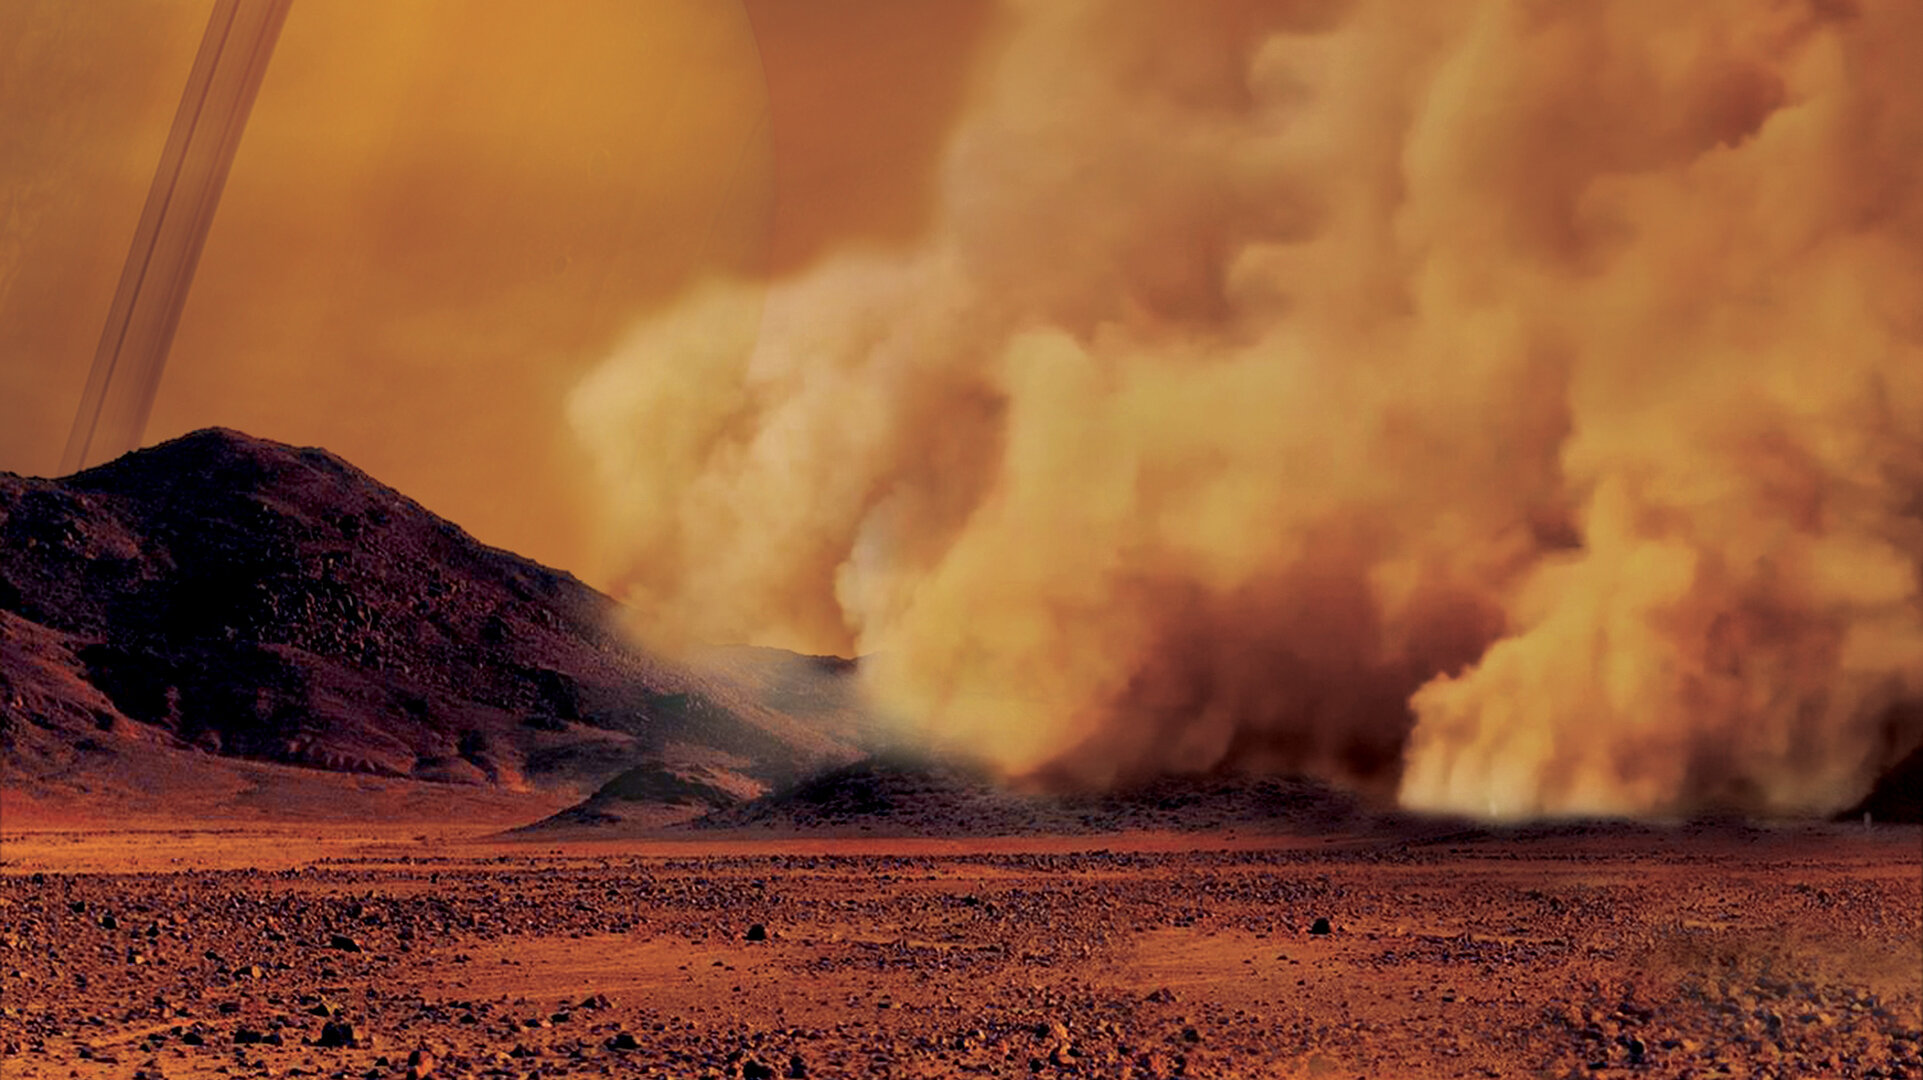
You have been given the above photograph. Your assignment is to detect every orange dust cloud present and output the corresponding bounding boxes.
[573,0,1923,819]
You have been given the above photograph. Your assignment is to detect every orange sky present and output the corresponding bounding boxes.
[0,0,993,583]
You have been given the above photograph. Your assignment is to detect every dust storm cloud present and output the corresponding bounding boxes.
[573,0,1923,818]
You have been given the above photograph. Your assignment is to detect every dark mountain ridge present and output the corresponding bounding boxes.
[0,428,864,815]
[670,753,1376,836]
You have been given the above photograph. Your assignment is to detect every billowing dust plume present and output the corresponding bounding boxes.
[571,0,1923,819]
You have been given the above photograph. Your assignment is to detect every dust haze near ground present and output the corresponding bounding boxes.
[574,0,1923,819]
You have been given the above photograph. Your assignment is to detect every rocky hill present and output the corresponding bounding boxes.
[669,754,1377,836]
[1846,739,1922,825]
[0,428,866,821]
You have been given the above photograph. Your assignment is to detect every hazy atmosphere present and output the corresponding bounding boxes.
[2,0,987,574]
[6,0,1922,822]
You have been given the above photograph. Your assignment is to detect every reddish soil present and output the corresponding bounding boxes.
[2,824,1917,1079]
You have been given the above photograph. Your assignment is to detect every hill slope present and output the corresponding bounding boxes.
[672,754,1376,836]
[0,428,864,820]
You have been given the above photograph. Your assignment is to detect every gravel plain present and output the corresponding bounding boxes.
[2,826,1918,1079]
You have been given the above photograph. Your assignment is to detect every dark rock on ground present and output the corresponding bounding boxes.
[315,1020,358,1048]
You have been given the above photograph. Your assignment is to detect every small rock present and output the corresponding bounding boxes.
[607,1032,640,1052]
[405,1048,436,1080]
[327,935,363,953]
[316,1021,358,1049]
[1309,918,1332,936]
[742,1059,774,1080]
[744,924,768,942]
[1620,1035,1646,1064]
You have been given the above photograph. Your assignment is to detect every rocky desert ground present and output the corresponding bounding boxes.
[2,823,1917,1080]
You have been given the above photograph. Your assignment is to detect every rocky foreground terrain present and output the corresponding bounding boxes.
[1,826,1917,1079]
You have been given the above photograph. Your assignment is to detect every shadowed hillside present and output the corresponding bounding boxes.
[0,428,866,820]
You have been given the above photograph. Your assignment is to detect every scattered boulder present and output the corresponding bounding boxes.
[1619,1035,1646,1064]
[1310,917,1332,936]
[744,924,769,942]
[316,1021,358,1048]
[1035,1019,1070,1043]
